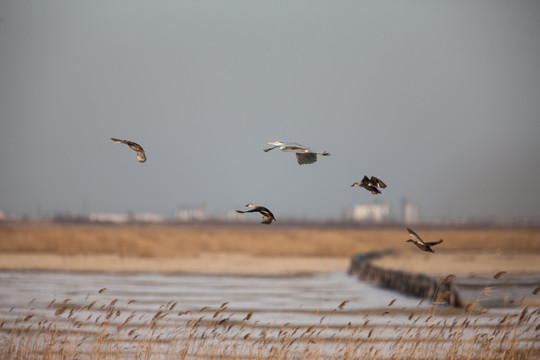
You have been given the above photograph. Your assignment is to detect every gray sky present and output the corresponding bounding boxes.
[1,1,540,221]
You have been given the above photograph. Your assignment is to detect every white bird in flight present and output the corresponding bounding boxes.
[263,141,330,165]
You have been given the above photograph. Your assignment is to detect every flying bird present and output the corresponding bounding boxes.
[405,228,443,253]
[337,300,349,311]
[263,141,330,165]
[351,175,387,194]
[235,203,276,224]
[110,138,146,163]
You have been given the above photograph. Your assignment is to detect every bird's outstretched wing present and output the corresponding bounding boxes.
[110,138,128,145]
[426,239,443,246]
[246,209,264,214]
[296,152,317,165]
[111,138,146,163]
[361,175,371,186]
[287,142,310,152]
[407,228,424,244]
[371,176,387,188]
[263,146,278,152]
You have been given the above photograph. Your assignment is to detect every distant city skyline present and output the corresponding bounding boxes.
[4,198,537,226]
[1,1,540,222]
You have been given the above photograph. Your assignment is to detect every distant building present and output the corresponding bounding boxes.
[133,213,164,223]
[402,200,420,225]
[350,203,391,223]
[89,212,164,223]
[89,213,131,223]
[174,205,210,221]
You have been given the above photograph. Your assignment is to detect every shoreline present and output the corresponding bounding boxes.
[1,249,540,275]
[0,252,350,275]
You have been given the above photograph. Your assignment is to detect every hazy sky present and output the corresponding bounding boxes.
[1,1,539,221]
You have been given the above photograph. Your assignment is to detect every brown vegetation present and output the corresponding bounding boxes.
[2,293,539,359]
[1,224,539,258]
[1,225,539,358]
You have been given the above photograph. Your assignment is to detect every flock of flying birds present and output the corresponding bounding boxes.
[110,138,444,253]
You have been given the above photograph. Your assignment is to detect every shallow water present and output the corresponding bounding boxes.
[0,271,537,359]
[0,271,425,312]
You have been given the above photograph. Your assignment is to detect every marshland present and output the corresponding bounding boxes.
[0,224,539,359]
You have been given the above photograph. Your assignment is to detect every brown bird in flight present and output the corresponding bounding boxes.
[235,203,276,224]
[351,175,387,194]
[406,228,443,253]
[110,138,146,163]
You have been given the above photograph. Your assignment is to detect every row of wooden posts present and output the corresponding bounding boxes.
[348,251,460,307]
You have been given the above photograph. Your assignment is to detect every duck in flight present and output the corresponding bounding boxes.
[235,203,276,224]
[263,141,330,165]
[406,228,443,253]
[351,175,387,194]
[110,138,146,163]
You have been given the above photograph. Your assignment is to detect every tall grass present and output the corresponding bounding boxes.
[1,226,539,258]
[1,291,538,359]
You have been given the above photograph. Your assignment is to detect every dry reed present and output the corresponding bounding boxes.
[1,290,539,359]
[1,225,539,258]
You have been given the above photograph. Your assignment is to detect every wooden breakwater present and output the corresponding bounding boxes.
[349,251,460,307]
[349,252,540,308]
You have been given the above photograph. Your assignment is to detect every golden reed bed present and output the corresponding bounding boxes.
[0,224,539,273]
[2,224,540,257]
